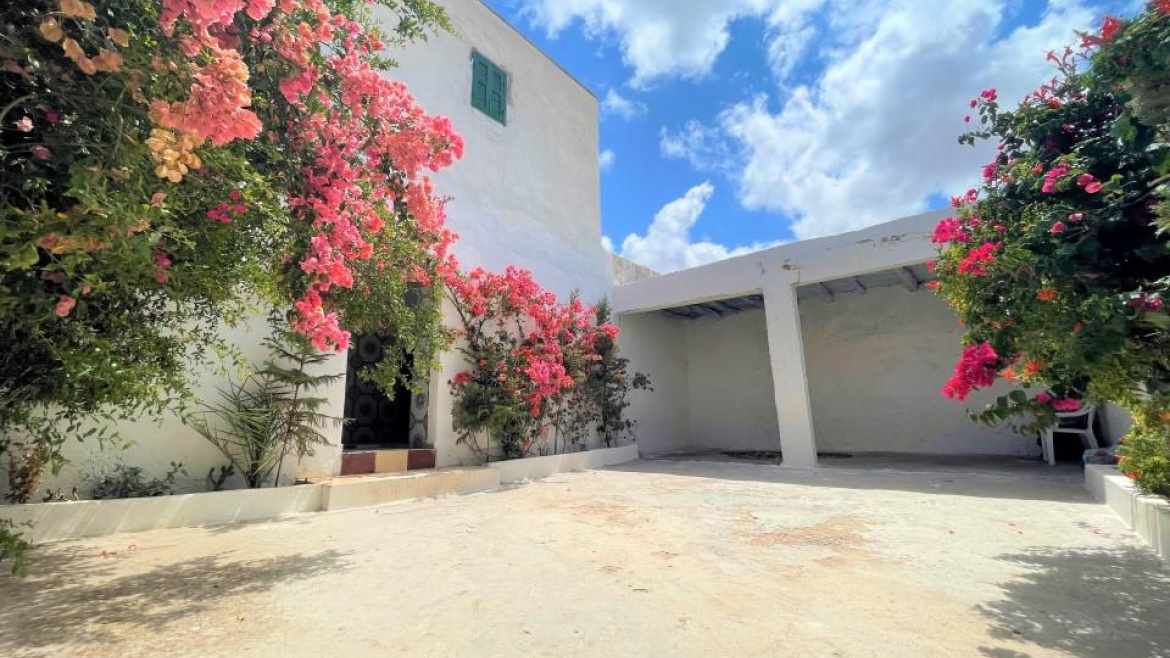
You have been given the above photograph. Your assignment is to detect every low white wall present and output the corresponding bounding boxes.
[2,484,325,543]
[1085,464,1169,564]
[685,309,782,452]
[487,444,639,483]
[617,312,690,455]
[800,286,1037,457]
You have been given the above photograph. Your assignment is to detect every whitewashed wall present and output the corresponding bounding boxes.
[618,312,689,455]
[32,317,349,495]
[685,309,783,452]
[381,0,610,466]
[799,286,1038,457]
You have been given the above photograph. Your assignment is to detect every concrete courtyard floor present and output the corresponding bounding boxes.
[2,458,1168,658]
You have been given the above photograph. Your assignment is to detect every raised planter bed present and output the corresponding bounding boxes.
[0,443,643,543]
[1085,463,1170,564]
[0,484,326,544]
[486,443,640,483]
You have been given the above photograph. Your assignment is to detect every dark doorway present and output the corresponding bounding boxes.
[342,334,412,449]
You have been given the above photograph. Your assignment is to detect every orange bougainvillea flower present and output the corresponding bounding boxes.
[93,48,124,73]
[39,19,64,43]
[59,0,97,20]
[61,38,97,75]
[1022,359,1045,378]
[108,27,131,48]
[1037,287,1059,301]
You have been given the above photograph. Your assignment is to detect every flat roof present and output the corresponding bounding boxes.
[612,210,949,314]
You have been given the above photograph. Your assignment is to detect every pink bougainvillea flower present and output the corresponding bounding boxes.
[980,88,998,102]
[1053,398,1082,412]
[1041,164,1069,193]
[55,295,77,318]
[932,217,970,245]
[1035,392,1053,405]
[958,242,1000,277]
[30,145,51,160]
[15,116,33,132]
[150,192,168,208]
[1050,221,1066,235]
[1068,212,1084,222]
[1077,173,1102,194]
[941,342,1000,401]
[1100,16,1122,41]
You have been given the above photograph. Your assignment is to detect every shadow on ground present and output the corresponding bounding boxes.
[979,546,1170,657]
[0,545,352,653]
[611,455,1088,503]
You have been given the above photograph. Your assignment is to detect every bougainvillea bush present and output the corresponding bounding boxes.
[1,0,462,567]
[932,3,1170,495]
[1,0,460,470]
[446,268,648,461]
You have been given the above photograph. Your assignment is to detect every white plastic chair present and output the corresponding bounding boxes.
[1042,405,1098,465]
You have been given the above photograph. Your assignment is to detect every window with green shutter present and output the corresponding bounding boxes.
[471,51,507,125]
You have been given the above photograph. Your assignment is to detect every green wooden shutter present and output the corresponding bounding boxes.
[471,56,489,114]
[488,66,506,123]
[471,52,507,125]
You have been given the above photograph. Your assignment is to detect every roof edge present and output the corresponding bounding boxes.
[474,0,597,101]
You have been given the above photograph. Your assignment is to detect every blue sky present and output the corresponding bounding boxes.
[481,0,1133,272]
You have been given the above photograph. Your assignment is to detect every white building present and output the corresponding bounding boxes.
[33,0,1125,497]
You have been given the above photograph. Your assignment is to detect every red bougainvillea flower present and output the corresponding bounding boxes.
[1077,173,1102,194]
[1051,221,1067,235]
[1053,398,1082,412]
[941,342,1000,400]
[1041,163,1069,193]
[55,295,77,318]
[1157,0,1170,15]
[932,217,970,244]
[1035,392,1053,405]
[958,242,1000,276]
[1037,287,1059,301]
[1128,293,1164,312]
[1100,16,1123,41]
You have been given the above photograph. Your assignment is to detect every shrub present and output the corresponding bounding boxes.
[89,461,185,499]
[931,3,1170,493]
[190,319,341,488]
[446,269,648,461]
[0,520,30,576]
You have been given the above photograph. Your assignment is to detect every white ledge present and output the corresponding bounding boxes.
[1085,464,1169,564]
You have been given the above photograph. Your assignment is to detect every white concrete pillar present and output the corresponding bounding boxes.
[762,273,818,468]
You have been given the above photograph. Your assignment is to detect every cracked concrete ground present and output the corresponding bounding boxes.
[1,458,1167,658]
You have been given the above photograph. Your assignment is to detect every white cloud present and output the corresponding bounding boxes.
[601,235,615,252]
[717,0,1106,240]
[521,0,783,87]
[659,121,733,173]
[615,183,783,273]
[601,88,647,119]
[521,0,1113,242]
[600,148,616,172]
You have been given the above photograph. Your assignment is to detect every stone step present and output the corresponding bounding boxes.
[314,467,499,511]
[340,448,435,476]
